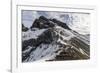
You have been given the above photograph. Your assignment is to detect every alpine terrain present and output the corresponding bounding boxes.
[22,16,90,62]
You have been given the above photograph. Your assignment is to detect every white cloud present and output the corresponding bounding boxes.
[69,13,90,34]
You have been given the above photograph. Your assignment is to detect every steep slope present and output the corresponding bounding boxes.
[22,16,90,62]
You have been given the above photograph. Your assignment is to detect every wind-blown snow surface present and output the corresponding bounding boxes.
[22,10,90,35]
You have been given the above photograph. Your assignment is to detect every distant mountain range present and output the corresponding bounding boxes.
[22,16,90,62]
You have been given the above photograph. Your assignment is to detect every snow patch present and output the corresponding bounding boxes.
[22,29,47,41]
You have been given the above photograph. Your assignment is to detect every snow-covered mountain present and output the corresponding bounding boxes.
[22,16,90,62]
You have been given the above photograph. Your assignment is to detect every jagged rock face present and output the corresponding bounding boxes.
[22,28,58,51]
[31,16,55,29]
[22,16,90,62]
[22,28,59,62]
[30,16,71,30]
[38,28,58,44]
[50,19,71,30]
[22,24,28,32]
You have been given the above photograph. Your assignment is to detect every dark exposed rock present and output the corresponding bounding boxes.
[30,16,71,30]
[70,37,90,56]
[22,24,28,32]
[22,28,57,51]
[31,16,55,29]
[50,19,71,30]
[38,28,57,44]
[22,38,42,62]
[30,19,39,28]
[39,16,49,22]
[22,47,36,62]
[49,47,89,61]
[22,39,42,51]
[22,28,58,61]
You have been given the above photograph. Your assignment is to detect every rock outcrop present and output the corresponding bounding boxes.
[22,24,29,32]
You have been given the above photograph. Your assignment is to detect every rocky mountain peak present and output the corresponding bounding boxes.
[22,16,90,62]
[30,16,71,30]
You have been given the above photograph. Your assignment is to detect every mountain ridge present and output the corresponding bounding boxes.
[22,16,90,62]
